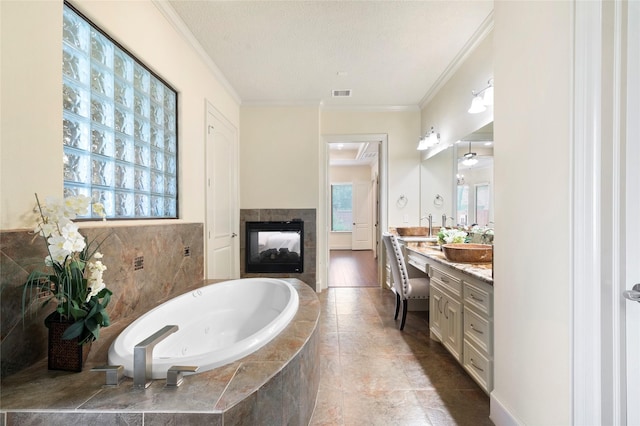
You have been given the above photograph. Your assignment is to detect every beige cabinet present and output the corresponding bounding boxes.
[462,278,494,392]
[404,246,495,394]
[429,264,464,362]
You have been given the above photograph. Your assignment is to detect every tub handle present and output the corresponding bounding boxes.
[166,365,199,387]
[134,325,179,389]
[91,365,124,387]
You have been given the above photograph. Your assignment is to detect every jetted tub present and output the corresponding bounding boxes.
[108,278,299,379]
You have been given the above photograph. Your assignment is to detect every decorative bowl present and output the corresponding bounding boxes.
[395,227,429,236]
[441,243,493,264]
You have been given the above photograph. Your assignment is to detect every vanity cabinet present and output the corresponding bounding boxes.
[462,278,493,392]
[404,244,494,394]
[429,264,464,362]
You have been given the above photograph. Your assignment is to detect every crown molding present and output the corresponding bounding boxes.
[152,0,242,105]
[419,10,494,110]
[320,104,420,112]
[241,100,323,108]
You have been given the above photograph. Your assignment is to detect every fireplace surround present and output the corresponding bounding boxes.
[240,209,316,290]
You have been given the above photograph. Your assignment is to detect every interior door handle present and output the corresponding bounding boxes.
[623,284,640,302]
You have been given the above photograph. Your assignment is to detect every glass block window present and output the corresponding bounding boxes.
[62,3,178,219]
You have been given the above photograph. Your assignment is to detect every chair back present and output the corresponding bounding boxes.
[382,233,409,300]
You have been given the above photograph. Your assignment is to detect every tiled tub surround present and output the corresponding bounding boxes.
[0,223,204,378]
[240,209,316,290]
[1,279,321,425]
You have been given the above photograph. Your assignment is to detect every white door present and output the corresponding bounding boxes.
[624,2,640,422]
[205,103,238,279]
[351,180,372,250]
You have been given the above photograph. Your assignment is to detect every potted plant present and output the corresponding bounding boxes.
[437,227,468,246]
[22,193,112,371]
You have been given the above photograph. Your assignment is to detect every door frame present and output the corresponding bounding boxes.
[318,134,388,292]
[571,1,633,423]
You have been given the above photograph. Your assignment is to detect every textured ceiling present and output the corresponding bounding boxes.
[166,1,494,108]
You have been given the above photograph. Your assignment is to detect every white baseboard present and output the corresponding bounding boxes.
[490,391,522,426]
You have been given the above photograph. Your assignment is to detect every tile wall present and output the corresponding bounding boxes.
[0,223,203,378]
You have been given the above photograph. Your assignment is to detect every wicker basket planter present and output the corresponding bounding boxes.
[47,318,91,372]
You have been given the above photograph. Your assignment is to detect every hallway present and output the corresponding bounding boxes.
[309,287,492,425]
[328,250,378,288]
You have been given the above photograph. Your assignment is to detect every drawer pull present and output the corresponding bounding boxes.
[470,293,484,302]
[470,358,485,372]
[440,276,449,283]
[470,323,484,334]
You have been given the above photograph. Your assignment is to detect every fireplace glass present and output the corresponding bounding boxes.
[245,221,304,273]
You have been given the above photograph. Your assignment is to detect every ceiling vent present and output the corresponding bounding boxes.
[332,89,352,97]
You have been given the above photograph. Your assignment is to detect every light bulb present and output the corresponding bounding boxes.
[468,95,486,114]
[462,157,478,166]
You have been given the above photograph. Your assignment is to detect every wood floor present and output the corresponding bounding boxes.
[328,250,378,287]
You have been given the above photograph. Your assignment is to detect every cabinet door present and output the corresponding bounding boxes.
[429,285,444,341]
[443,296,463,362]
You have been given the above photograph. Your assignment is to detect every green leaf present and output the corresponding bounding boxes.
[98,289,112,308]
[101,311,111,327]
[85,317,100,340]
[68,303,87,320]
[86,300,99,318]
[62,320,84,340]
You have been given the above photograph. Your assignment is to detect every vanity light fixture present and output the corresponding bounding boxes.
[468,78,494,114]
[462,141,478,166]
[417,126,440,151]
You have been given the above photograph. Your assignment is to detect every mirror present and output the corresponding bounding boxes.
[420,122,493,229]
[420,144,455,229]
[455,122,493,227]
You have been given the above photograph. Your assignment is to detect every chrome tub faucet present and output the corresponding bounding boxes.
[133,325,178,389]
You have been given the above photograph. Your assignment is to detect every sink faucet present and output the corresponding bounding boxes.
[133,325,178,388]
[481,228,494,244]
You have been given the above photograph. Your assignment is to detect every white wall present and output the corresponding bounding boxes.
[0,0,239,229]
[492,1,572,424]
[240,106,320,209]
[329,165,372,249]
[420,31,494,155]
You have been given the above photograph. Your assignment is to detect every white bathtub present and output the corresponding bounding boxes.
[108,278,299,379]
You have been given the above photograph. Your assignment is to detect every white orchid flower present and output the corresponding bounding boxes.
[60,223,86,253]
[92,202,107,220]
[47,235,71,264]
[65,194,91,217]
[85,260,107,301]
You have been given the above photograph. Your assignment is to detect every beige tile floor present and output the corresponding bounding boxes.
[309,287,492,426]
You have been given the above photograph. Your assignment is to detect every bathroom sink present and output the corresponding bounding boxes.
[441,243,493,264]
[396,227,429,236]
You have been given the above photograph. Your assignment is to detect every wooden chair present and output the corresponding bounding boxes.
[382,232,430,330]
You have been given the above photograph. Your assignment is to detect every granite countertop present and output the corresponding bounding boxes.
[404,244,494,285]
